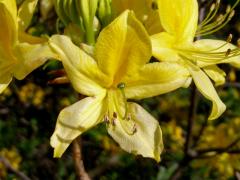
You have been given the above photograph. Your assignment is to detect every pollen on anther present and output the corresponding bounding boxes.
[237,39,240,48]
[225,49,231,57]
[113,112,117,118]
[132,124,137,134]
[227,34,233,43]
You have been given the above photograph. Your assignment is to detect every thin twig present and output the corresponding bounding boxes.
[72,137,91,180]
[88,155,121,178]
[192,115,208,147]
[0,156,31,180]
[197,136,240,155]
[184,85,198,155]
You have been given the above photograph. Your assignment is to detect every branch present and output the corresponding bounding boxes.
[197,137,240,155]
[184,85,198,156]
[72,137,91,180]
[88,155,121,178]
[0,156,31,180]
[192,115,208,148]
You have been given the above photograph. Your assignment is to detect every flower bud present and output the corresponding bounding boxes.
[98,0,112,27]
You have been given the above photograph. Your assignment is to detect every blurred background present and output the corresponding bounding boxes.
[1,0,240,179]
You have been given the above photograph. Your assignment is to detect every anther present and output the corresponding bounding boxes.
[132,124,137,134]
[151,1,158,10]
[126,113,131,121]
[210,4,216,11]
[117,82,125,89]
[113,112,117,118]
[227,34,233,43]
[226,5,231,13]
[104,115,110,124]
[237,39,240,48]
[229,11,235,19]
[225,49,231,57]
[217,14,224,22]
[112,117,116,126]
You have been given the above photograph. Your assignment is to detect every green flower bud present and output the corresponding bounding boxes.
[98,0,112,27]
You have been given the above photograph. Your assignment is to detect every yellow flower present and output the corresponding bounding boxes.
[0,0,57,93]
[112,0,163,35]
[49,10,190,161]
[151,0,240,120]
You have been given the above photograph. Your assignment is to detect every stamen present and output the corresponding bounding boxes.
[118,118,137,136]
[104,114,110,124]
[113,112,117,118]
[112,112,117,126]
[196,0,240,37]
[126,113,131,121]
[151,1,158,10]
[132,124,137,134]
[117,82,128,119]
[237,39,240,48]
[227,34,233,43]
[225,49,231,57]
[198,0,220,28]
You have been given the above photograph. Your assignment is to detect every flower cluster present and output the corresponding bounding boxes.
[0,0,239,162]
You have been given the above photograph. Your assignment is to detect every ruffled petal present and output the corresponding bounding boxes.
[157,0,198,43]
[203,65,226,86]
[18,0,38,31]
[124,62,190,99]
[95,10,151,83]
[49,35,109,96]
[51,95,106,157]
[12,42,58,80]
[194,39,240,68]
[188,65,226,120]
[108,103,163,162]
[151,32,179,62]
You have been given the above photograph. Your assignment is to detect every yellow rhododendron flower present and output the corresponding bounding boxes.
[49,10,190,161]
[151,0,240,120]
[112,0,163,35]
[0,0,57,93]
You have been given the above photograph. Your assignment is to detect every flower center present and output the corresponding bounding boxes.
[104,83,137,136]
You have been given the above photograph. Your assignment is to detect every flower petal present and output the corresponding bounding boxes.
[95,10,151,83]
[157,0,198,42]
[0,3,17,56]
[12,42,58,80]
[18,31,46,44]
[0,78,11,94]
[194,39,240,68]
[112,0,149,21]
[18,0,38,31]
[112,0,162,35]
[0,0,17,27]
[203,65,226,86]
[188,65,226,120]
[49,35,109,96]
[51,95,106,157]
[125,62,190,99]
[151,32,179,62]
[108,102,163,162]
